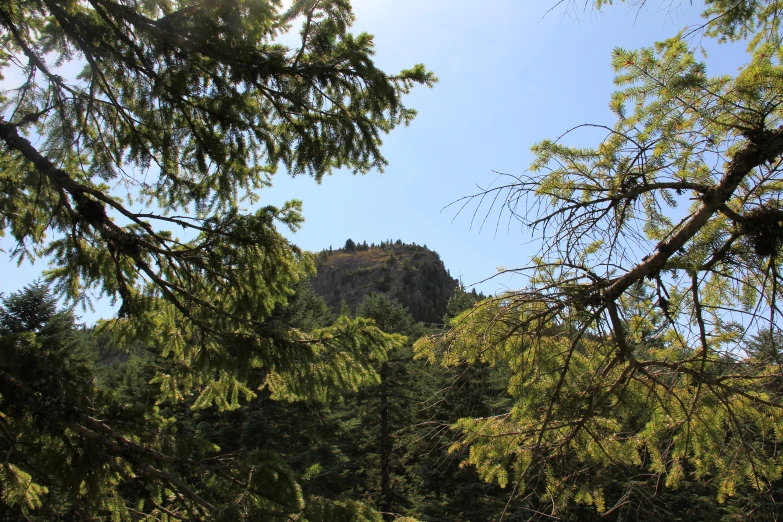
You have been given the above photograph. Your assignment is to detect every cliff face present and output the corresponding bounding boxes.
[310,242,458,323]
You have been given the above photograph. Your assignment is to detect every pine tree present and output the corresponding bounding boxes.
[406,284,512,521]
[355,294,416,520]
[0,284,114,520]
[0,282,407,520]
[417,1,783,518]
[0,0,432,519]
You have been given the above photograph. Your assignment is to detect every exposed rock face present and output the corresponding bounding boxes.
[310,242,458,323]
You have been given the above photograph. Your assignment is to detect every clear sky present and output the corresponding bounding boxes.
[0,0,750,322]
[267,0,748,288]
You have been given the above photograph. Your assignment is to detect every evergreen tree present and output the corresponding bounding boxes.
[417,1,783,518]
[0,0,432,519]
[408,284,512,521]
[0,281,406,520]
[355,294,417,520]
[0,284,96,520]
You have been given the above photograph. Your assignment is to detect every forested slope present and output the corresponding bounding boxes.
[311,241,460,323]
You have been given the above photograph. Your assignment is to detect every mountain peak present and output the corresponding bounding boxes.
[311,241,458,323]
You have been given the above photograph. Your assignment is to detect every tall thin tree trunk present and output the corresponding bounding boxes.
[380,361,392,521]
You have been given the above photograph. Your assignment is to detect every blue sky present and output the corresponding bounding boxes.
[0,0,750,322]
[267,1,748,286]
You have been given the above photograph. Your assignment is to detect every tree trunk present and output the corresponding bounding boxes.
[380,361,392,521]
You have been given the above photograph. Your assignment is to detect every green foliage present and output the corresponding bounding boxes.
[357,293,414,334]
[0,282,411,521]
[0,0,434,412]
[269,280,335,332]
[0,0,434,518]
[417,1,783,519]
[0,285,117,520]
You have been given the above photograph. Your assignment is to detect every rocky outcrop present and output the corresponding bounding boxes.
[310,242,458,323]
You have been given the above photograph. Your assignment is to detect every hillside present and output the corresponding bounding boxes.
[310,241,458,323]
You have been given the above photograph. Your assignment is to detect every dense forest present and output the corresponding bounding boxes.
[3,260,781,521]
[3,0,783,520]
[1,254,511,521]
